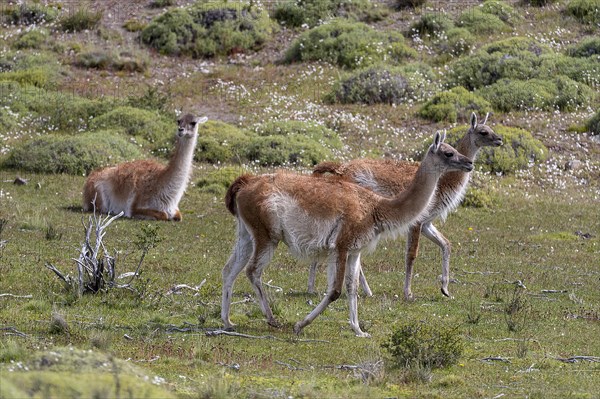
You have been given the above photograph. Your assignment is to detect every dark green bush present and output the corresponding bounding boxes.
[382,320,464,369]
[566,0,600,25]
[244,135,331,166]
[0,52,62,88]
[586,110,600,135]
[539,54,600,87]
[409,12,454,36]
[456,8,510,35]
[141,2,273,58]
[272,0,384,28]
[89,107,174,152]
[419,86,492,123]
[13,29,48,49]
[60,8,103,32]
[447,37,554,89]
[326,66,411,105]
[3,131,143,175]
[123,19,147,32]
[149,0,176,8]
[195,120,250,163]
[461,187,499,208]
[396,0,427,8]
[567,37,600,57]
[445,125,548,174]
[253,120,343,151]
[0,107,20,133]
[522,0,558,5]
[4,3,58,25]
[75,50,148,73]
[479,76,593,112]
[283,19,416,69]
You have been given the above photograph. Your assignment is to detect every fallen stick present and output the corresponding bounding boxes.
[481,357,511,363]
[555,356,600,363]
[206,329,281,340]
[541,289,568,294]
[1,326,28,338]
[0,293,33,299]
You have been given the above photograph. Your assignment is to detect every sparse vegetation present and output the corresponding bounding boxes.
[566,0,600,25]
[586,109,600,134]
[59,8,103,32]
[284,19,416,69]
[567,37,600,57]
[272,0,385,28]
[456,7,510,35]
[409,12,455,36]
[75,49,148,73]
[3,3,59,25]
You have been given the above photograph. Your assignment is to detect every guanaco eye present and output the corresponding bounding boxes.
[479,131,489,136]
[190,121,197,127]
[444,151,454,157]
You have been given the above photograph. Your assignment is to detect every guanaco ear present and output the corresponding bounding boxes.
[470,112,477,129]
[482,112,490,125]
[432,130,444,152]
[195,116,208,124]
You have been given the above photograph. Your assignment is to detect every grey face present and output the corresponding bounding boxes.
[177,114,207,137]
[472,124,503,147]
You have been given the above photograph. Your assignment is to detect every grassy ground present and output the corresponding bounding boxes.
[1,0,599,397]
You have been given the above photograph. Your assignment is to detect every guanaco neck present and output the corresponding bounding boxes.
[161,134,198,189]
[438,132,479,189]
[374,156,441,230]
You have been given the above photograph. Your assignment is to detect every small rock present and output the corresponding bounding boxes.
[564,160,582,171]
[13,177,28,185]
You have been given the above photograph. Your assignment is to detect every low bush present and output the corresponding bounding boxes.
[0,108,20,133]
[272,0,384,28]
[195,120,250,164]
[586,110,600,135]
[456,8,509,35]
[123,19,147,32]
[567,37,600,57]
[4,3,58,25]
[196,166,248,195]
[434,27,475,57]
[141,2,273,58]
[461,187,499,208]
[566,0,600,25]
[75,50,148,73]
[283,19,416,69]
[382,320,464,369]
[419,86,491,123]
[522,0,558,5]
[326,66,412,105]
[409,12,454,37]
[481,0,522,25]
[253,120,343,151]
[149,0,176,8]
[479,76,593,112]
[13,29,48,49]
[89,107,174,152]
[60,8,103,32]
[3,131,143,175]
[395,0,427,9]
[445,125,548,174]
[0,52,62,88]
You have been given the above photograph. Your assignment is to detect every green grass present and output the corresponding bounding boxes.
[0,171,598,398]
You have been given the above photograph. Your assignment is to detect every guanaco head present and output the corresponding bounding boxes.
[468,112,503,148]
[427,131,474,173]
[177,114,208,138]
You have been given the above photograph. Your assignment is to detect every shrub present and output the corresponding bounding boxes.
[4,3,58,25]
[567,37,600,57]
[566,0,600,25]
[419,87,492,123]
[446,125,548,174]
[447,37,554,89]
[284,19,416,69]
[196,166,248,195]
[522,0,558,5]
[326,66,412,105]
[395,0,427,8]
[409,12,454,37]
[253,120,343,151]
[435,27,475,57]
[539,54,600,87]
[3,131,143,175]
[479,76,593,112]
[149,0,176,8]
[586,110,600,135]
[60,8,103,32]
[456,8,510,35]
[0,107,20,133]
[272,0,383,28]
[75,50,148,72]
[123,19,147,32]
[141,2,273,58]
[13,29,48,49]
[382,320,464,369]
[89,107,174,152]
[461,187,499,208]
[0,52,62,88]
[195,120,250,163]
[481,1,522,25]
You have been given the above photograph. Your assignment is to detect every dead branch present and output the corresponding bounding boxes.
[265,280,283,292]
[1,326,28,338]
[555,356,600,363]
[165,280,207,296]
[541,289,568,294]
[275,360,305,371]
[45,263,74,287]
[0,293,33,299]
[480,357,511,363]
[205,329,282,340]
